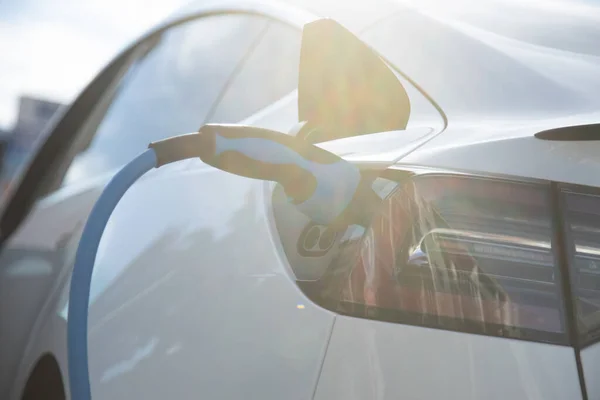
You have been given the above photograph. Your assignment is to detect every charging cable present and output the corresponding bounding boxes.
[67,124,381,399]
[67,149,157,400]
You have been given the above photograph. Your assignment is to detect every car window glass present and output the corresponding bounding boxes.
[62,14,269,187]
[208,21,301,123]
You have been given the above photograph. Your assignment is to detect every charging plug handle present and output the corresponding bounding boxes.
[150,124,368,225]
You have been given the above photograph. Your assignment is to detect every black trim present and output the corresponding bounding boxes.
[550,182,588,400]
[535,123,600,141]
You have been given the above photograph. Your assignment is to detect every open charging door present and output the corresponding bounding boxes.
[297,19,411,143]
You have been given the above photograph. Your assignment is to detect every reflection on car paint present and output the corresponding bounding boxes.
[100,336,159,383]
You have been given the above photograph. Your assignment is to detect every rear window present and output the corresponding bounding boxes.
[299,175,567,343]
[562,189,600,344]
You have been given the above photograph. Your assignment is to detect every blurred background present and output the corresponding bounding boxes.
[0,0,191,187]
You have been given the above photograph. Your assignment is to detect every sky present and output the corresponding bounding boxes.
[0,0,190,130]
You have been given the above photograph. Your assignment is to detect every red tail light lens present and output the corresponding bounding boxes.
[289,174,566,343]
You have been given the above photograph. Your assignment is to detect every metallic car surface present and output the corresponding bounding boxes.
[2,0,600,399]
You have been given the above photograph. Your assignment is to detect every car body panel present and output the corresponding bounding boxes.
[3,0,600,399]
[373,2,600,187]
[582,342,600,400]
[399,113,600,187]
[168,0,401,33]
[7,166,337,400]
[0,185,99,399]
[363,1,600,120]
[314,316,582,400]
[68,167,334,400]
[4,82,436,400]
[233,89,443,165]
[403,0,600,58]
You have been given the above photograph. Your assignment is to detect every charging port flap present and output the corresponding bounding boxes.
[298,19,411,143]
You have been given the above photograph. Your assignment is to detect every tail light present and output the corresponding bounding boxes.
[562,189,600,342]
[273,171,567,343]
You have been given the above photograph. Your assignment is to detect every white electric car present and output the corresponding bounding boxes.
[2,0,600,399]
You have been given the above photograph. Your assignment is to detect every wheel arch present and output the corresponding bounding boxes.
[21,353,66,400]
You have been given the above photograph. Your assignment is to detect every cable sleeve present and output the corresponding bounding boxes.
[149,133,203,167]
[67,149,157,400]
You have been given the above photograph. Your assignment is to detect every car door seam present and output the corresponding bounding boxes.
[311,314,336,400]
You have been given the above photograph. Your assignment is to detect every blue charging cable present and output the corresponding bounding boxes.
[66,124,373,399]
[67,149,157,400]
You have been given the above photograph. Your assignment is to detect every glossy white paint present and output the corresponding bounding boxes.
[171,0,401,34]
[3,54,432,400]
[2,87,439,400]
[239,88,443,165]
[73,166,336,400]
[7,165,336,400]
[315,316,582,400]
[399,113,600,187]
[582,343,600,400]
[3,0,600,399]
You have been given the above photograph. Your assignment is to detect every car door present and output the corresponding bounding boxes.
[0,10,311,400]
